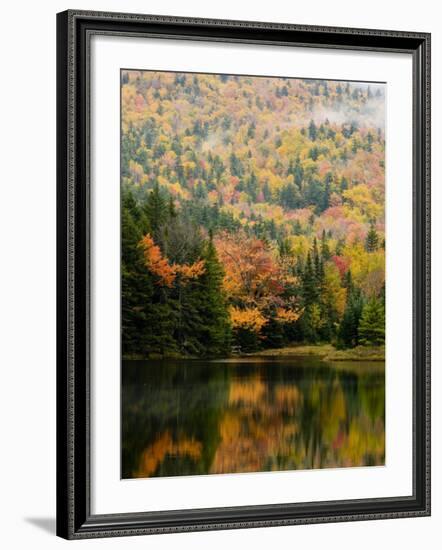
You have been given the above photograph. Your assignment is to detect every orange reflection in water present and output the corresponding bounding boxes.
[133,431,202,478]
[124,360,385,479]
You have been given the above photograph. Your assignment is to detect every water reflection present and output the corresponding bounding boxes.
[122,358,385,478]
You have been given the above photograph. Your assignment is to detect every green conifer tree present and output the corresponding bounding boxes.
[320,229,331,260]
[293,157,304,187]
[358,297,385,346]
[144,182,168,239]
[302,251,317,305]
[121,190,177,357]
[365,221,379,252]
[338,287,364,348]
[308,119,318,141]
[299,251,321,342]
[197,236,231,356]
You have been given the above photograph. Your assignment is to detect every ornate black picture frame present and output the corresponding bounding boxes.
[56,9,430,540]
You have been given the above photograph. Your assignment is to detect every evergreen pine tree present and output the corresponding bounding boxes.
[338,287,364,349]
[312,238,321,281]
[278,238,292,258]
[262,181,272,202]
[308,119,317,141]
[144,182,168,240]
[168,196,177,218]
[121,192,151,356]
[287,159,294,178]
[229,152,243,177]
[343,269,353,291]
[301,250,321,341]
[197,236,231,355]
[320,229,331,260]
[358,297,385,346]
[246,172,258,201]
[247,122,256,139]
[279,182,300,209]
[121,190,177,357]
[293,219,302,235]
[322,178,331,212]
[293,157,304,187]
[302,251,317,305]
[365,222,379,252]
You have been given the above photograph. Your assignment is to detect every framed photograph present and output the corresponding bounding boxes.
[56,10,431,539]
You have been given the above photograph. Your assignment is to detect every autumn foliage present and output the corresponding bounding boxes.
[215,231,284,306]
[121,70,386,357]
[229,306,268,332]
[140,233,206,287]
[140,233,177,287]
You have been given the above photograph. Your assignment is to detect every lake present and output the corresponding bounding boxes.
[122,357,385,478]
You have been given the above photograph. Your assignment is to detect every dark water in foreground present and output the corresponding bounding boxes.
[122,357,385,479]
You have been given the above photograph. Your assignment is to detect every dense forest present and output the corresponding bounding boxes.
[121,70,385,359]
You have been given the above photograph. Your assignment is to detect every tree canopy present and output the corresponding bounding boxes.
[121,71,386,357]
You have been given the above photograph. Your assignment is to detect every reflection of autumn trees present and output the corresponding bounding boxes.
[134,432,202,478]
[340,417,385,467]
[122,361,230,478]
[209,370,384,474]
[210,376,301,474]
[125,361,385,478]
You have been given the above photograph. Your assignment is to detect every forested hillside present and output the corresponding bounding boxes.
[121,70,385,358]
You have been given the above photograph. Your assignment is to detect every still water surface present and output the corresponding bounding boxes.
[122,357,385,478]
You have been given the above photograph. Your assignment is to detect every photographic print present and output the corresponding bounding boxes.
[121,70,386,480]
[57,12,430,537]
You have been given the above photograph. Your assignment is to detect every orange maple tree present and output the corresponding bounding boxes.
[140,233,206,287]
[215,230,283,308]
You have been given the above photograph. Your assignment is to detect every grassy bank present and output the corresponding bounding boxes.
[243,344,385,362]
[123,351,193,361]
[123,344,385,362]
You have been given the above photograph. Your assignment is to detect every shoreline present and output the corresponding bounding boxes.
[241,344,385,362]
[123,344,385,362]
